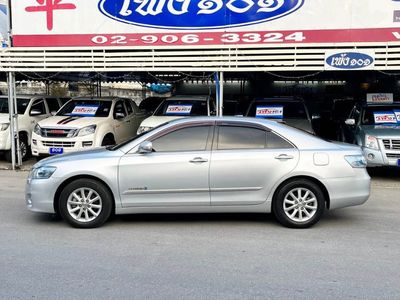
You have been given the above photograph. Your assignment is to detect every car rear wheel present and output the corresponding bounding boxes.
[273,179,325,228]
[59,179,113,228]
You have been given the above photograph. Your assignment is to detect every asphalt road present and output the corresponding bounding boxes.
[0,169,399,300]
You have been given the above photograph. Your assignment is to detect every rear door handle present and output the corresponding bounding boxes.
[189,157,208,163]
[275,154,294,160]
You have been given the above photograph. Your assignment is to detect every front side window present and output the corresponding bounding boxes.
[152,126,211,152]
[30,99,46,115]
[217,126,266,150]
[114,101,127,119]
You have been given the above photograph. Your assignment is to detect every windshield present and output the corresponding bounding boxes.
[247,101,308,119]
[57,100,112,117]
[0,98,31,114]
[362,105,400,125]
[154,99,208,116]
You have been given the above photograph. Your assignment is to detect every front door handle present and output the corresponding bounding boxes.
[189,157,208,163]
[275,154,294,160]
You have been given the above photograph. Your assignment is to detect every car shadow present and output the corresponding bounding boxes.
[111,212,277,225]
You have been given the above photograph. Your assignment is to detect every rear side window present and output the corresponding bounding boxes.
[152,126,211,152]
[45,98,61,114]
[266,132,294,149]
[124,99,134,115]
[217,126,266,150]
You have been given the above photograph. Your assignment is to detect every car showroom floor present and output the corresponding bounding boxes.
[0,167,399,299]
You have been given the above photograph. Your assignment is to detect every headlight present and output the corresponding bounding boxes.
[137,126,152,135]
[30,166,57,179]
[33,124,41,136]
[345,155,367,168]
[0,123,9,131]
[365,135,379,150]
[76,125,96,137]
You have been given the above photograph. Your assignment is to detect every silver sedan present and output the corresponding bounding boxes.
[26,117,370,228]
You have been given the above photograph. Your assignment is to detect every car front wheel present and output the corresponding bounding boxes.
[59,179,113,228]
[273,179,325,228]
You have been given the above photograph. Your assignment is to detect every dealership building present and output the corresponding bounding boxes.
[1,0,400,166]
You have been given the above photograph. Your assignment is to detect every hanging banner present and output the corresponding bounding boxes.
[9,0,400,47]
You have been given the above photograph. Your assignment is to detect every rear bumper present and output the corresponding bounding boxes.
[323,171,371,210]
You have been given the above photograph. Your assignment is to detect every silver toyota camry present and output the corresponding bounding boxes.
[26,117,370,228]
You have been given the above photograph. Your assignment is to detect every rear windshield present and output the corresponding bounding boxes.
[57,100,112,117]
[154,99,208,116]
[363,105,400,125]
[247,101,308,119]
[0,98,31,114]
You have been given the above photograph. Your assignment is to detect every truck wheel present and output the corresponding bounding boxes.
[5,135,30,162]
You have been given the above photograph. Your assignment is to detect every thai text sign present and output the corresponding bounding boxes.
[10,0,400,47]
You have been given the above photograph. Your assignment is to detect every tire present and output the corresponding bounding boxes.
[58,179,113,228]
[101,135,115,146]
[5,135,30,162]
[272,179,325,228]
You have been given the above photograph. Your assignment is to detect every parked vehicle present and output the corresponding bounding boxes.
[341,101,400,167]
[0,95,63,162]
[26,117,370,229]
[137,95,215,134]
[245,97,316,134]
[138,96,166,115]
[31,97,147,157]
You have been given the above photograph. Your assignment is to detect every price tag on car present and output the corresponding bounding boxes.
[49,148,64,155]
[256,106,284,119]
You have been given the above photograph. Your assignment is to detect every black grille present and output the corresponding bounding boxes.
[386,153,400,159]
[41,128,74,138]
[42,141,75,148]
[382,139,400,150]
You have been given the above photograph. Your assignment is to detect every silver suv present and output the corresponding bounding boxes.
[342,102,400,167]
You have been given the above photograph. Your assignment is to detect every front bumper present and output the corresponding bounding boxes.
[31,133,98,156]
[362,146,400,167]
[26,176,62,213]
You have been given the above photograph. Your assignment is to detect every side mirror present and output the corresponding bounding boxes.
[115,112,125,119]
[50,111,57,116]
[138,141,153,154]
[312,114,321,120]
[345,118,356,126]
[30,109,42,116]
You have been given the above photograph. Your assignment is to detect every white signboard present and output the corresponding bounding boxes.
[373,111,397,124]
[165,105,192,115]
[9,0,400,47]
[71,105,99,116]
[256,106,284,119]
[367,93,394,104]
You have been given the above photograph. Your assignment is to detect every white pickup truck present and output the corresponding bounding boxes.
[31,97,147,157]
[0,95,63,162]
